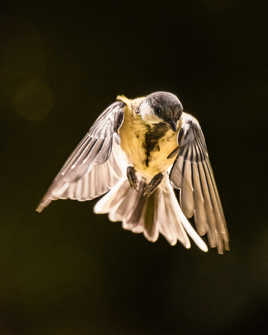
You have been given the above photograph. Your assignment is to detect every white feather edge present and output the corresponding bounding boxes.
[94,175,208,253]
[165,180,208,252]
[94,178,127,214]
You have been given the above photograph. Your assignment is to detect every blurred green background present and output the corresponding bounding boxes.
[0,1,267,334]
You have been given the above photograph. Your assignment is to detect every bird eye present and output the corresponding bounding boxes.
[155,108,161,115]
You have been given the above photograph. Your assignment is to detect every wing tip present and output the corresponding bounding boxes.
[35,206,43,213]
[35,197,52,213]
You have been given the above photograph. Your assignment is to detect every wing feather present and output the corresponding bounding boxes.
[170,112,229,253]
[36,101,125,212]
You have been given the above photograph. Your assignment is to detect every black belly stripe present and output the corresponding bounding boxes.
[143,123,169,167]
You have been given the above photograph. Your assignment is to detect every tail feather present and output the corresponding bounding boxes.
[143,193,159,242]
[156,190,177,246]
[93,178,127,214]
[94,175,208,252]
[158,189,190,248]
[109,185,138,222]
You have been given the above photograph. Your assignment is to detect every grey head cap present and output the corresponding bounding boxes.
[146,91,183,131]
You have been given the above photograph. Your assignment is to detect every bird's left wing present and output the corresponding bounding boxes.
[36,101,126,212]
[169,112,229,253]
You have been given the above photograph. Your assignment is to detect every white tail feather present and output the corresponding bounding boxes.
[94,175,208,252]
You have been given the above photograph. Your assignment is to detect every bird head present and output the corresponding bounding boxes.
[139,91,183,131]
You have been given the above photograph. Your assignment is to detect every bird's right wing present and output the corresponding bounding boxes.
[36,101,126,212]
[169,112,229,253]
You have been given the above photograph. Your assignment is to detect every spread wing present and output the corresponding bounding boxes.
[169,112,229,253]
[36,101,126,212]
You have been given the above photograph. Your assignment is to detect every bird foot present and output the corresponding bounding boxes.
[127,166,138,190]
[143,173,163,197]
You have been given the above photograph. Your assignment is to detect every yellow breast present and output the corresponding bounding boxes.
[119,105,180,180]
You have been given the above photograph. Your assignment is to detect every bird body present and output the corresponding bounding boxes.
[36,91,229,254]
[118,95,180,180]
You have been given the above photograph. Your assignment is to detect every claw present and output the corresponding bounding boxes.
[127,166,138,190]
[143,173,163,197]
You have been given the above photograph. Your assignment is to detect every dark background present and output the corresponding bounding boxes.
[0,1,267,334]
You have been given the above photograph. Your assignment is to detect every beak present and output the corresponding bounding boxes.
[168,120,177,131]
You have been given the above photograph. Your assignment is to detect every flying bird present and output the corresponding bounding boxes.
[36,91,229,254]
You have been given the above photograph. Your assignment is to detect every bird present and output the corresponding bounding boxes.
[36,91,229,254]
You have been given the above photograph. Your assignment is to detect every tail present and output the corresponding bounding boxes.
[94,175,208,252]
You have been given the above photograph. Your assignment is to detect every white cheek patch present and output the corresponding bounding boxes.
[139,101,162,123]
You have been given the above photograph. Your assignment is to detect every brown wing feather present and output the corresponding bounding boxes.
[36,101,125,212]
[169,112,229,254]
